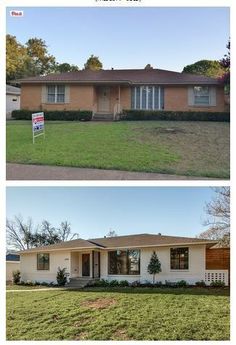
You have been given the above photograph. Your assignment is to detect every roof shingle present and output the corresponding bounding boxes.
[19,68,221,85]
[19,233,217,254]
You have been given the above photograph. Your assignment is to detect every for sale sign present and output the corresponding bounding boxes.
[32,112,45,143]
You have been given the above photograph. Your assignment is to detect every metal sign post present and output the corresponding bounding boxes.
[32,112,45,144]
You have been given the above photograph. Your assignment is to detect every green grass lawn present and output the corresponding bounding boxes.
[7,120,230,178]
[6,287,230,340]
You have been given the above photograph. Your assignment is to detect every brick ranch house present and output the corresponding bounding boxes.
[19,68,226,120]
[18,233,229,287]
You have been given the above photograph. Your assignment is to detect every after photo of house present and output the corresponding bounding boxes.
[6,7,230,180]
[6,187,230,341]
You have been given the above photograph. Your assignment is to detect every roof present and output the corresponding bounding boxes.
[89,233,218,248]
[19,238,104,254]
[6,253,20,261]
[6,84,21,95]
[19,68,221,86]
[19,233,218,254]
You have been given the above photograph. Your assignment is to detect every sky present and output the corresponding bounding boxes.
[6,187,215,239]
[6,7,229,72]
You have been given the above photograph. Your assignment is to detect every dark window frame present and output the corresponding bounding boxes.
[37,253,50,271]
[170,247,189,270]
[108,249,140,275]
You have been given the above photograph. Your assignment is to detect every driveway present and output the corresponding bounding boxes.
[6,163,215,180]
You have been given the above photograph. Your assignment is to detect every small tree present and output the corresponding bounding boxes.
[147,251,162,284]
[56,267,67,286]
[12,270,21,284]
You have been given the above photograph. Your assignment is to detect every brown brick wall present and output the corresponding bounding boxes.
[164,86,226,112]
[21,84,42,110]
[21,84,131,112]
[21,83,226,112]
[205,248,230,270]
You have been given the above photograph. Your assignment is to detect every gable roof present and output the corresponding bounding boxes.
[19,233,218,254]
[19,68,221,86]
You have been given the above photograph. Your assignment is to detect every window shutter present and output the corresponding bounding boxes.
[41,85,47,103]
[188,87,194,106]
[209,87,216,106]
[65,85,70,103]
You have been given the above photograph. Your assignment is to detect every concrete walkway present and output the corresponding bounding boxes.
[6,163,213,180]
[6,288,64,292]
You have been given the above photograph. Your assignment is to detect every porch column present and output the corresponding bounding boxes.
[118,85,121,112]
[92,250,94,278]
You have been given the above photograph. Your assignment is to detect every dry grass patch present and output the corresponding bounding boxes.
[75,332,89,340]
[112,329,132,340]
[81,297,117,309]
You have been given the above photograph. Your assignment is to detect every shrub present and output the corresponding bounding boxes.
[12,109,92,121]
[154,281,163,287]
[164,280,178,288]
[210,280,225,287]
[109,279,120,287]
[40,282,50,286]
[120,110,230,122]
[176,280,188,287]
[195,280,207,287]
[130,280,141,287]
[56,267,67,286]
[119,280,129,287]
[12,270,21,284]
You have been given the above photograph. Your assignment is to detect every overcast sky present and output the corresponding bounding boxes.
[6,7,229,72]
[7,187,215,239]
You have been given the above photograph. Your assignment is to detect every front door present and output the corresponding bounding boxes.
[98,87,110,112]
[82,254,90,276]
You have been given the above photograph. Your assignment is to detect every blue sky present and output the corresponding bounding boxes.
[6,7,229,72]
[7,187,214,239]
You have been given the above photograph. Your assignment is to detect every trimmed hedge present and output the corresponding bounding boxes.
[120,110,230,122]
[12,109,92,121]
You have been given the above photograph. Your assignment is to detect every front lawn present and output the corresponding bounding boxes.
[7,287,230,340]
[6,121,230,178]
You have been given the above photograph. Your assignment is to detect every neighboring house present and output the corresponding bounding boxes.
[6,252,20,282]
[18,69,226,120]
[6,85,21,118]
[19,233,229,286]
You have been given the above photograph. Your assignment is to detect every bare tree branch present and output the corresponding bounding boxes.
[199,187,230,246]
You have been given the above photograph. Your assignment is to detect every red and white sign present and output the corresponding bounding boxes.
[32,112,45,143]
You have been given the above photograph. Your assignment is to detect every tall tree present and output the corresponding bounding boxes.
[219,40,230,91]
[6,216,36,250]
[182,60,225,78]
[84,54,103,71]
[147,251,162,283]
[55,62,79,73]
[25,38,56,76]
[6,35,29,81]
[198,187,230,246]
[6,216,79,250]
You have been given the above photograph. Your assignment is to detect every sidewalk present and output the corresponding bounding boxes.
[6,163,213,180]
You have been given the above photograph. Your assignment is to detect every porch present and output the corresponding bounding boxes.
[70,249,101,279]
[92,84,129,121]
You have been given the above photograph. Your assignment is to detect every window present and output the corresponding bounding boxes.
[37,253,50,270]
[131,86,164,110]
[47,85,65,103]
[108,249,140,275]
[170,247,189,270]
[194,86,210,105]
